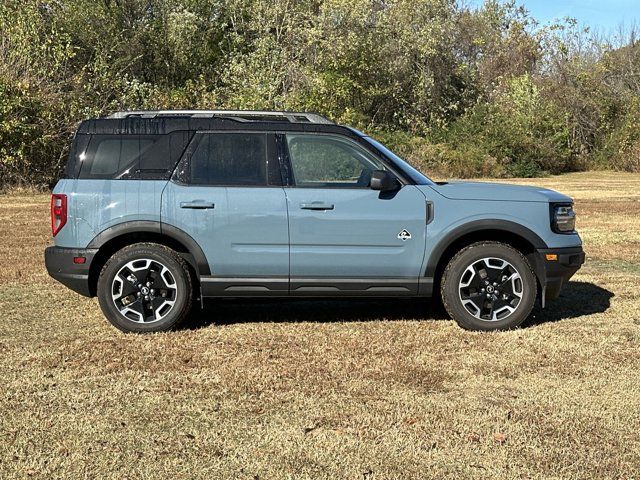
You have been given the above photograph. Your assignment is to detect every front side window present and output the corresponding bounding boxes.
[285,134,386,188]
[186,133,267,186]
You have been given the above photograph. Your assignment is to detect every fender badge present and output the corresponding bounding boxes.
[398,229,412,241]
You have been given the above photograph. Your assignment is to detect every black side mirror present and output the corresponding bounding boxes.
[370,170,400,192]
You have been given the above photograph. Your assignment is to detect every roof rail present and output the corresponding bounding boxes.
[106,110,334,125]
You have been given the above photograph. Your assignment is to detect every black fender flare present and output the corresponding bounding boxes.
[424,219,548,278]
[87,220,211,276]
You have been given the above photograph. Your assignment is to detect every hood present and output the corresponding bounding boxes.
[425,181,573,203]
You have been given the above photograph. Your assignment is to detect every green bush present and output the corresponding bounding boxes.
[594,98,640,172]
[432,75,575,177]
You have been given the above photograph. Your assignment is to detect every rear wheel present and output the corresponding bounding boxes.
[97,243,193,333]
[441,242,536,331]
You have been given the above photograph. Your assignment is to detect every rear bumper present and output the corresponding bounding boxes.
[44,246,98,297]
[533,246,585,306]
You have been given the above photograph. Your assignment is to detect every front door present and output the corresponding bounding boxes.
[161,131,289,295]
[283,133,428,295]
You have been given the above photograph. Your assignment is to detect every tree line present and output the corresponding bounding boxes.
[1,0,639,187]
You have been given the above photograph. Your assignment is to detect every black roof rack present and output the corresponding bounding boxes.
[106,110,334,125]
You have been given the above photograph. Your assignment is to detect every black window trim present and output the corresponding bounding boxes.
[172,130,284,188]
[278,132,407,190]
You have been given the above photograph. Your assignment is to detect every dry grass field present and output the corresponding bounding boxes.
[1,172,639,479]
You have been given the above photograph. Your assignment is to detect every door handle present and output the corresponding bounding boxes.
[300,202,334,211]
[180,201,215,209]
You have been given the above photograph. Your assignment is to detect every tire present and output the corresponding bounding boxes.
[440,241,536,331]
[97,243,193,333]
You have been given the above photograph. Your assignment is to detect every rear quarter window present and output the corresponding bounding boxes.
[76,132,191,180]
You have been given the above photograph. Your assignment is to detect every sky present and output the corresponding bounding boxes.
[469,0,639,33]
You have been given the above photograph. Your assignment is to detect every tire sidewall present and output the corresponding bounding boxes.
[442,243,536,331]
[97,244,191,333]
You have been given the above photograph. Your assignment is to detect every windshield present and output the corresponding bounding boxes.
[361,136,434,185]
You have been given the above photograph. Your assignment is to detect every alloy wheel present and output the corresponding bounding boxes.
[111,258,178,323]
[458,257,524,321]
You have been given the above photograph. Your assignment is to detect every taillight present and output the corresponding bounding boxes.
[51,194,67,237]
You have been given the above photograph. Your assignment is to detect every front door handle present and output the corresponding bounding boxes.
[180,201,215,209]
[300,202,335,211]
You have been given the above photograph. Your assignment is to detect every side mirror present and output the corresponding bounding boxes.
[370,170,400,192]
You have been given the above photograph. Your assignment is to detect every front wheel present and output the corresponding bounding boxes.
[441,242,536,331]
[97,243,193,333]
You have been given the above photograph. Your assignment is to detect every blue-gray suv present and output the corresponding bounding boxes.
[45,110,585,332]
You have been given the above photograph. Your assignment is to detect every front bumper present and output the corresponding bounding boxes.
[532,246,585,307]
[44,246,98,297]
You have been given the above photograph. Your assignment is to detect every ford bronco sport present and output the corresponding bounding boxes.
[45,110,585,332]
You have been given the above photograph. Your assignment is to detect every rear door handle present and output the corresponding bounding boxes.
[180,201,215,209]
[300,202,334,211]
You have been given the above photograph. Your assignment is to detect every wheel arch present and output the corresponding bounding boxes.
[86,221,210,296]
[426,220,547,294]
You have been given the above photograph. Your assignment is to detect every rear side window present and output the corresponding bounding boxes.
[76,132,191,180]
[181,133,269,186]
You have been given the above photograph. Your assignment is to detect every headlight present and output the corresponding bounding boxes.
[551,203,576,233]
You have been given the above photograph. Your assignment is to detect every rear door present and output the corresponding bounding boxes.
[161,131,289,295]
[282,133,428,295]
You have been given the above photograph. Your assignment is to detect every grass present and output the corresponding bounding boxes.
[1,171,639,479]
